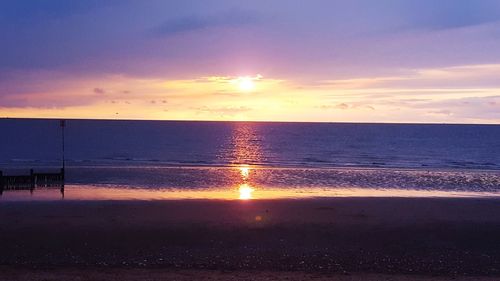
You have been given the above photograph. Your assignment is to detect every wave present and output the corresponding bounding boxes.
[2,157,500,171]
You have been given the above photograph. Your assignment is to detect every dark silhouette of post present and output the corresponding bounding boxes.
[30,169,34,194]
[60,120,66,171]
[60,120,66,195]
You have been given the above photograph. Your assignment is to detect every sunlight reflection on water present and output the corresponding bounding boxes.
[2,123,500,201]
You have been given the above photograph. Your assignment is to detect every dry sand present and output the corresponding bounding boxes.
[0,197,499,280]
[1,267,500,281]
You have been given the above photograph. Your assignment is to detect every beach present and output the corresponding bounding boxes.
[1,197,499,280]
[3,0,500,278]
[1,120,499,279]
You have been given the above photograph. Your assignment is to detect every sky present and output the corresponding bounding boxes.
[1,0,500,123]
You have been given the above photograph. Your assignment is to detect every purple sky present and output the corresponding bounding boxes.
[1,0,500,123]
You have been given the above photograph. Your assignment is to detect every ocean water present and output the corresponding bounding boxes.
[1,119,499,196]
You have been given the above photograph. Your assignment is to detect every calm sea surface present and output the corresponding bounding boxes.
[1,119,499,196]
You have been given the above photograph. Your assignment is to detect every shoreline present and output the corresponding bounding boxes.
[2,185,500,201]
[1,197,499,277]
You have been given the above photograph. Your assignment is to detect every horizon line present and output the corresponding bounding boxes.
[1,117,499,126]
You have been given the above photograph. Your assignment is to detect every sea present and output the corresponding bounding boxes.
[1,118,499,199]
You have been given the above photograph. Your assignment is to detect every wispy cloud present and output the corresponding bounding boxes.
[404,0,500,30]
[194,106,252,116]
[152,9,260,37]
[93,88,106,94]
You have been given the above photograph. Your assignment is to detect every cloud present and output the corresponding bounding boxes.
[93,88,106,94]
[319,103,375,111]
[430,96,500,120]
[2,1,500,80]
[335,103,349,110]
[0,92,97,108]
[195,106,252,116]
[318,64,500,99]
[404,0,500,30]
[428,109,453,116]
[152,9,260,37]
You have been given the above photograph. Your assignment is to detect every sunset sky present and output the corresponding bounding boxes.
[1,0,500,123]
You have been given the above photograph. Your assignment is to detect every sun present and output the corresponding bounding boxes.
[230,74,262,92]
[237,76,256,92]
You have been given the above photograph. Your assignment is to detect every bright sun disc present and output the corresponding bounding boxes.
[237,76,255,91]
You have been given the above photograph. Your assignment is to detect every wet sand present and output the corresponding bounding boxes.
[0,197,499,279]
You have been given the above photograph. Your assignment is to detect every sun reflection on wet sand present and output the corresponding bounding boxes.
[2,185,500,201]
[238,183,254,200]
[4,163,500,201]
[237,164,254,199]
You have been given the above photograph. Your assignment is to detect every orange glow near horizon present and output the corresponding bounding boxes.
[2,65,500,124]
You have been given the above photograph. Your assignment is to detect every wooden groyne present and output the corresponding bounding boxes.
[1,120,67,197]
[0,168,64,195]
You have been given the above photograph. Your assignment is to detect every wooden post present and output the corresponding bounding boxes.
[30,169,35,191]
[60,120,66,193]
[60,168,65,197]
[60,120,65,171]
